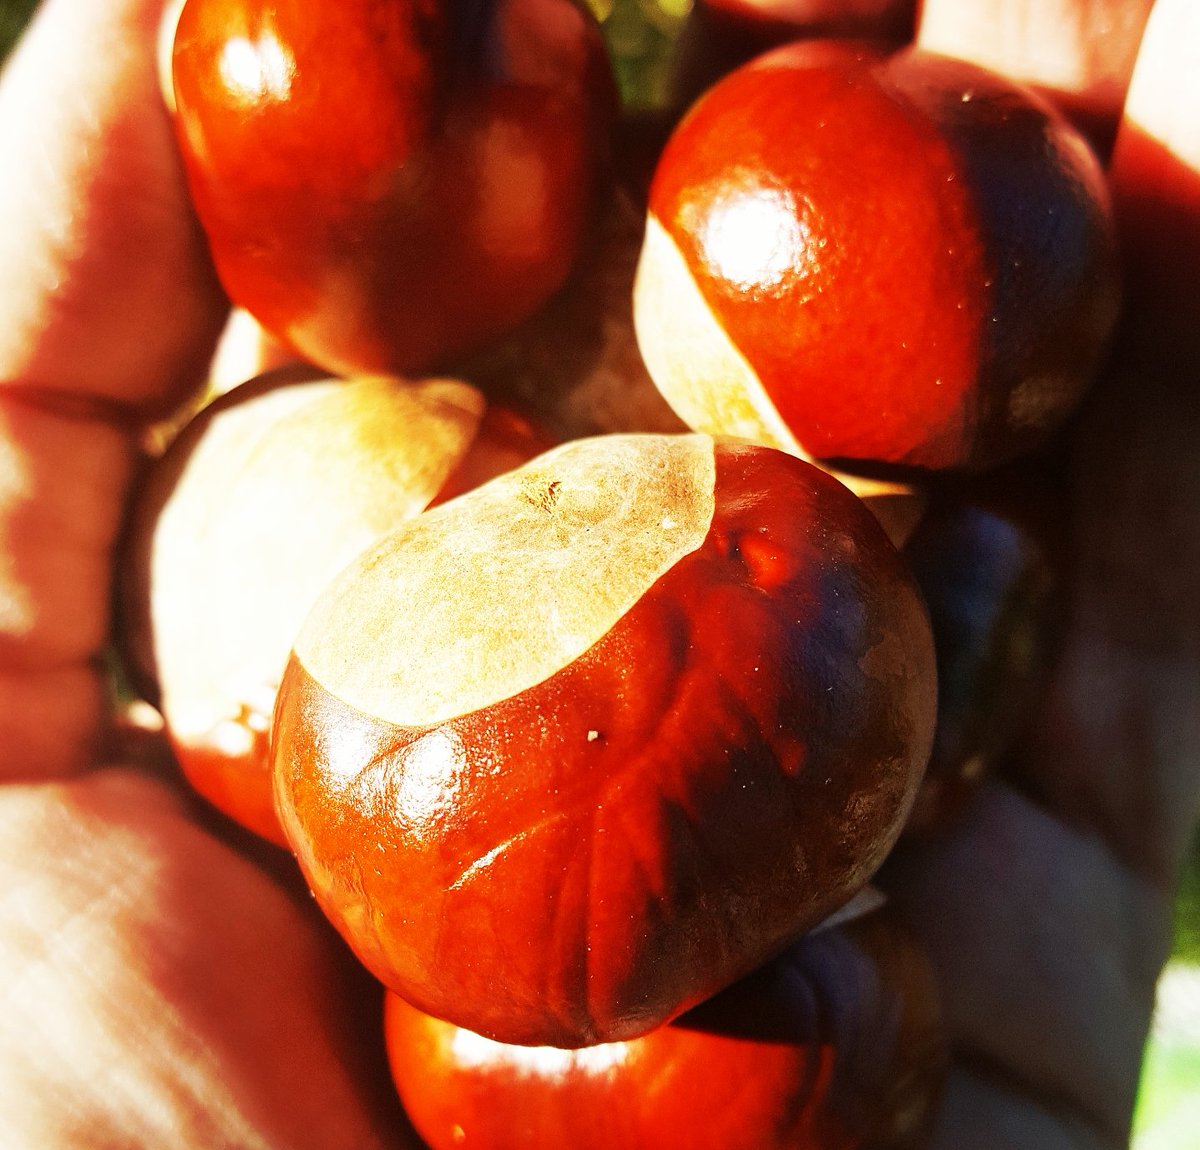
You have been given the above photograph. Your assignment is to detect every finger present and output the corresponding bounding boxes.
[1109,0,1200,355]
[928,1066,1124,1150]
[0,766,411,1148]
[883,8,1200,1141]
[882,783,1172,1146]
[0,0,226,412]
[1017,0,1200,884]
[0,0,227,778]
[916,0,1156,146]
[0,393,132,779]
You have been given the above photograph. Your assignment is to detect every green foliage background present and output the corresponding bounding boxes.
[1174,837,1200,964]
[0,0,37,62]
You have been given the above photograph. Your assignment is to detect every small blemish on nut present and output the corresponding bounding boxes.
[519,476,561,513]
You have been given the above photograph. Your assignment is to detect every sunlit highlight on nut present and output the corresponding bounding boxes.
[219,34,294,104]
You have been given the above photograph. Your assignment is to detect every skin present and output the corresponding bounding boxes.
[0,1,1193,1148]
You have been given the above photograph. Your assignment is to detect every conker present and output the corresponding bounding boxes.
[170,0,617,376]
[902,499,1059,835]
[272,433,937,1047]
[121,370,549,844]
[634,41,1120,473]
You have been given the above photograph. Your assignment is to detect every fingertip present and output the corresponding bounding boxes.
[0,0,227,419]
[916,0,1155,149]
[1110,0,1200,347]
[1116,0,1200,193]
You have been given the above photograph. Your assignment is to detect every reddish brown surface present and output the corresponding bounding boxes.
[648,43,1118,471]
[384,910,946,1150]
[172,728,284,845]
[273,442,936,1048]
[171,0,617,377]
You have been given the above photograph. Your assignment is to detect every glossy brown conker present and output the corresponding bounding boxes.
[635,41,1120,474]
[272,433,937,1047]
[384,904,947,1150]
[170,0,617,376]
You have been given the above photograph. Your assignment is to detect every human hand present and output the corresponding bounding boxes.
[0,1,1196,1148]
[877,2,1200,1147]
[0,0,414,1144]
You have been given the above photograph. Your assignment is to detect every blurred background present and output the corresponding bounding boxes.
[1,0,1197,1144]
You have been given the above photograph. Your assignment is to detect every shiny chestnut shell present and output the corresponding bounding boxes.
[171,0,616,375]
[635,41,1120,472]
[272,434,937,1047]
[385,907,947,1150]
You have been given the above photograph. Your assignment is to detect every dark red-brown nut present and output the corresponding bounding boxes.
[634,41,1120,473]
[384,901,947,1150]
[272,433,937,1047]
[456,187,692,442]
[170,0,617,377]
[902,499,1059,836]
[121,370,550,844]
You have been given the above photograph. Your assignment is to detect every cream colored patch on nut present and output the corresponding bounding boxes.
[296,434,718,728]
[158,0,186,117]
[153,376,484,744]
[634,214,802,455]
[633,215,917,505]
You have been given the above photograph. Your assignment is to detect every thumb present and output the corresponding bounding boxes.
[0,0,227,779]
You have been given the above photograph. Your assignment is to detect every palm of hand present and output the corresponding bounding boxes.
[0,1,1196,1147]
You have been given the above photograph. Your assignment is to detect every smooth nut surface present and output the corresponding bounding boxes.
[902,500,1059,836]
[274,433,937,1047]
[171,0,617,375]
[635,41,1119,472]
